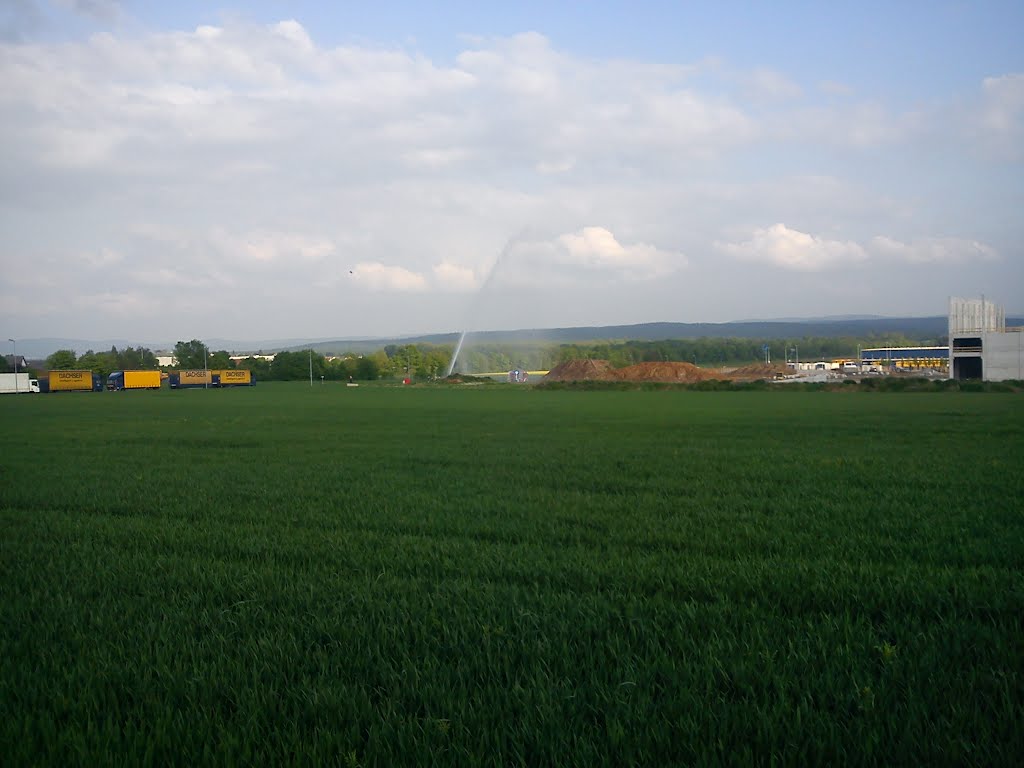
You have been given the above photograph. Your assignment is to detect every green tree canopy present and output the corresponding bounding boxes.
[118,346,143,370]
[45,349,77,370]
[208,351,232,369]
[270,350,326,381]
[173,340,210,370]
[355,355,380,380]
[75,350,118,378]
[238,356,272,380]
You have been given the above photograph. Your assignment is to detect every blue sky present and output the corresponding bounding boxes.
[52,1,1024,92]
[1,0,1021,345]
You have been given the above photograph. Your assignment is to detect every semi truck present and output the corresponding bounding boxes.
[42,370,103,392]
[169,369,212,388]
[212,369,255,387]
[0,372,40,393]
[107,370,162,390]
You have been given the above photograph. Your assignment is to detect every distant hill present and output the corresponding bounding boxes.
[735,314,890,322]
[17,315,1023,358]
[292,316,1024,355]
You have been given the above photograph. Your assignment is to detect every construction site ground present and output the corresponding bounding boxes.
[543,359,789,383]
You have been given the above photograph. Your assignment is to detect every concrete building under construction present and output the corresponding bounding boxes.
[949,297,1024,381]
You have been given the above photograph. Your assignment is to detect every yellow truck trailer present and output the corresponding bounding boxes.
[47,370,102,392]
[213,369,254,387]
[169,369,212,388]
[107,370,161,390]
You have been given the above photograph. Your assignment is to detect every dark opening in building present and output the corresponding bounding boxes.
[953,357,983,380]
[952,337,982,351]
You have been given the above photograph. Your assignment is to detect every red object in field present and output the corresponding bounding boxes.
[403,378,411,385]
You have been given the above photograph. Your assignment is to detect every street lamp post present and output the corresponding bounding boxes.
[8,339,16,393]
[203,345,208,389]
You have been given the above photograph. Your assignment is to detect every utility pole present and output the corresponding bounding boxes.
[309,349,313,387]
[8,339,16,393]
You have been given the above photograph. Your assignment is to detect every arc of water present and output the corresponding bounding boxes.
[445,231,529,378]
[445,330,467,377]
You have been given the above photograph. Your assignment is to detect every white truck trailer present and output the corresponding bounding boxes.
[0,372,40,393]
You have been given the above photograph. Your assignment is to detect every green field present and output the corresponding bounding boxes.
[2,384,1022,765]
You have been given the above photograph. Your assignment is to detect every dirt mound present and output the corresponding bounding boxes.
[722,363,789,381]
[544,359,788,384]
[611,361,712,383]
[544,359,617,381]
[444,373,493,384]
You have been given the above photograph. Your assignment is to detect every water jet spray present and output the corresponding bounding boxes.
[445,231,528,377]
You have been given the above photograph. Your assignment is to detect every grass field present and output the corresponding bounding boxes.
[1,384,1022,765]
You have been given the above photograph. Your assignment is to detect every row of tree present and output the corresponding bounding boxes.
[236,350,385,382]
[376,333,944,374]
[44,346,160,379]
[551,333,945,369]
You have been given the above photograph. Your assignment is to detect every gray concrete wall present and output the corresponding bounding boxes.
[982,332,1024,381]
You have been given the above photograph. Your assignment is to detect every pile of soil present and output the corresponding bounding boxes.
[544,359,789,384]
[544,359,617,381]
[444,373,493,383]
[611,361,712,383]
[721,363,789,381]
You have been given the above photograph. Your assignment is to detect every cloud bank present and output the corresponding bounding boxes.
[716,227,1000,271]
[0,17,1020,340]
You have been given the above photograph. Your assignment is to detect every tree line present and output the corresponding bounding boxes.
[32,332,946,382]
[551,333,943,368]
[43,346,160,378]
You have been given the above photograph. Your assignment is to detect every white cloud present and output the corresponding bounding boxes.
[716,224,868,271]
[743,69,803,100]
[980,73,1024,133]
[0,22,758,180]
[211,231,334,265]
[72,290,159,315]
[818,80,853,96]
[718,227,1000,272]
[556,227,682,277]
[535,158,574,174]
[492,227,684,288]
[975,72,1024,158]
[130,267,214,288]
[432,261,478,292]
[81,247,122,267]
[272,20,314,53]
[870,236,999,264]
[350,262,428,292]
[776,101,912,147]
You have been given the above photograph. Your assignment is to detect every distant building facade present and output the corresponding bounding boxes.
[860,346,949,371]
[949,297,1024,381]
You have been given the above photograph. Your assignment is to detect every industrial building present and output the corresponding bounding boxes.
[949,298,1024,381]
[860,346,949,371]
